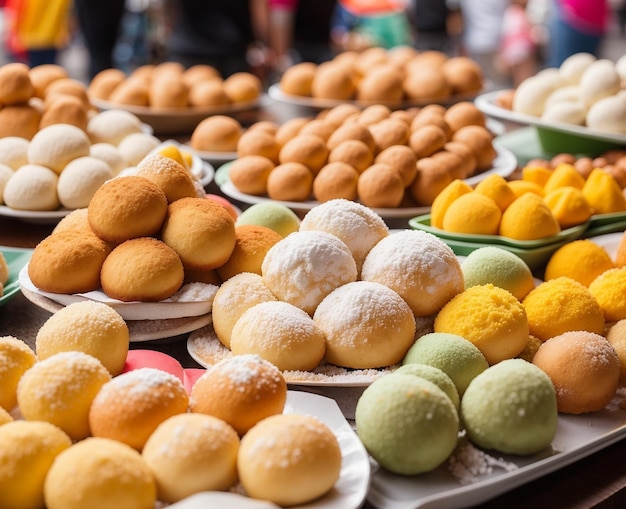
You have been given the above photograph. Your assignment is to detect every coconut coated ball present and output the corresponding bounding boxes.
[0,336,37,411]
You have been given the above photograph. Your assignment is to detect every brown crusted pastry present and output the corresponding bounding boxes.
[266,162,313,201]
[0,63,34,105]
[135,154,197,203]
[29,64,68,99]
[190,115,242,152]
[87,68,126,100]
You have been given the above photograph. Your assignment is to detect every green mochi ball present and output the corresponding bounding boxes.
[392,363,460,411]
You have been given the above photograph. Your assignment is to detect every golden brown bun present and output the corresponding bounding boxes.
[313,161,359,202]
[311,62,356,100]
[410,157,453,206]
[152,61,185,81]
[190,115,242,152]
[430,149,466,180]
[0,63,34,105]
[280,62,317,96]
[161,197,236,270]
[408,124,448,158]
[616,231,626,267]
[108,77,150,106]
[410,108,452,138]
[0,104,41,140]
[182,64,220,87]
[375,144,418,187]
[442,56,483,94]
[149,74,189,108]
[266,162,313,201]
[29,64,69,98]
[403,65,450,102]
[278,134,329,174]
[327,122,376,153]
[356,65,404,103]
[321,103,361,127]
[357,162,404,208]
[222,72,261,102]
[87,68,126,100]
[442,141,477,178]
[135,153,197,203]
[236,129,280,162]
[28,230,112,294]
[274,117,309,147]
[87,176,168,243]
[369,118,410,153]
[187,79,229,107]
[328,139,372,173]
[451,125,496,170]
[298,118,335,142]
[39,95,88,131]
[228,155,275,195]
[44,78,90,109]
[101,237,184,302]
[247,120,279,136]
[443,101,487,133]
[357,104,392,126]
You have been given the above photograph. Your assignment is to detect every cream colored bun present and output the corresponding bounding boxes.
[0,336,37,411]
[2,164,59,210]
[357,162,405,208]
[87,68,126,100]
[135,153,197,203]
[261,230,358,315]
[117,132,161,166]
[57,156,114,209]
[374,144,418,187]
[212,272,277,348]
[313,161,359,202]
[0,421,71,509]
[29,63,69,98]
[230,301,326,371]
[267,161,313,201]
[40,94,89,131]
[27,123,91,174]
[0,62,34,104]
[559,52,596,85]
[87,109,144,144]
[87,175,168,243]
[35,300,129,375]
[28,229,112,294]
[228,154,275,195]
[101,237,184,302]
[191,115,242,152]
[280,61,317,96]
[89,142,127,174]
[149,74,189,108]
[579,58,621,106]
[300,198,389,274]
[361,230,463,316]
[0,136,29,170]
[314,281,415,368]
[17,351,111,440]
[0,406,11,424]
[355,374,458,475]
[586,95,626,133]
[0,163,13,205]
[0,104,41,139]
[44,437,157,509]
[533,331,620,414]
[223,72,262,102]
[161,197,236,270]
[278,134,329,174]
[216,224,282,281]
[462,359,558,455]
[238,413,342,506]
[89,367,189,450]
[142,413,239,503]
[190,354,287,434]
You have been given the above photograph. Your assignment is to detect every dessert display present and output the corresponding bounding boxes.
[588,267,626,322]
[545,239,615,286]
[235,201,301,237]
[0,335,37,411]
[393,363,460,411]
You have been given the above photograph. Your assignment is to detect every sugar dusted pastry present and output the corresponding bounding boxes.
[28,123,91,174]
[57,156,114,209]
[3,164,59,211]
[86,109,144,144]
[0,336,37,411]
[117,132,160,166]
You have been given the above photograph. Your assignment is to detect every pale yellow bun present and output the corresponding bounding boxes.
[238,413,342,507]
[17,351,111,440]
[87,109,143,145]
[357,162,405,208]
[0,62,34,104]
[190,354,287,435]
[313,161,359,202]
[328,139,373,173]
[0,136,29,170]
[222,72,261,102]
[44,437,157,509]
[35,300,129,375]
[280,62,317,96]
[375,144,418,187]
[87,175,168,243]
[28,123,90,173]
[267,161,313,201]
[190,115,242,152]
[278,134,329,174]
[187,78,229,107]
[369,118,410,153]
[135,153,197,203]
[0,104,42,139]
[89,142,127,174]
[0,420,71,509]
[57,156,114,209]
[40,94,89,131]
[236,128,280,162]
[29,64,69,98]
[87,68,126,100]
[107,76,150,106]
[101,237,184,302]
[149,74,189,108]
[89,367,189,450]
[229,154,275,195]
[161,197,236,270]
[230,300,326,371]
[142,413,239,503]
[117,132,160,166]
[0,336,37,411]
[28,229,111,294]
[3,164,59,210]
[0,406,11,424]
[212,272,277,348]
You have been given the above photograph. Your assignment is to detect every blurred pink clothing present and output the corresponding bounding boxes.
[560,0,609,34]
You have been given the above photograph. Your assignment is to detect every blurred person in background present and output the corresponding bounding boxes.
[497,0,538,86]
[406,0,462,55]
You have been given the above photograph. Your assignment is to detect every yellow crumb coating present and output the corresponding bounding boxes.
[588,267,626,322]
[473,174,516,211]
[543,186,593,228]
[508,179,544,198]
[544,240,615,286]
[430,179,473,229]
[582,168,626,214]
[0,336,37,412]
[542,163,586,194]
[434,284,529,365]
[499,193,560,240]
[522,165,552,187]
[442,192,501,235]
[522,277,605,341]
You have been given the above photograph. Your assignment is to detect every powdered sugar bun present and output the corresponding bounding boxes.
[89,143,127,175]
[27,124,91,174]
[261,230,357,315]
[135,153,197,203]
[86,109,143,145]
[190,354,286,435]
[230,300,326,371]
[3,164,59,210]
[314,281,416,369]
[117,132,160,166]
[361,230,464,316]
[89,367,189,450]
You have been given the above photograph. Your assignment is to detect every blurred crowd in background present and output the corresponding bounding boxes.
[0,0,623,90]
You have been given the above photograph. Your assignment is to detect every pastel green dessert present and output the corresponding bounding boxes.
[461,246,535,301]
[461,358,558,455]
[355,374,459,475]
[402,332,488,396]
[236,202,300,237]
[392,363,460,411]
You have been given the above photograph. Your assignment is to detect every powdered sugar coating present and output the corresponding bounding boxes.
[361,229,463,316]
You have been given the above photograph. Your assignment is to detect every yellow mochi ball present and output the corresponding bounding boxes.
[442,192,501,235]
[499,193,560,240]
[0,336,37,411]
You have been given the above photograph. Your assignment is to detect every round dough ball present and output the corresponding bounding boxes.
[182,64,220,87]
[311,62,356,100]
[17,351,112,440]
[87,109,144,144]
[87,175,168,243]
[606,319,626,385]
[297,118,335,141]
[44,78,90,108]
[403,65,450,102]
[357,104,392,126]
[149,74,188,108]
[278,134,329,174]
[321,103,361,127]
[0,62,34,104]
[559,52,596,85]
[0,136,29,170]
[188,79,229,107]
[222,72,261,102]
[462,358,558,454]
[229,154,275,195]
[261,230,357,315]
[238,413,342,506]
[87,68,126,100]
[512,73,561,116]
[89,142,127,174]
[236,128,280,162]
[135,153,197,203]
[542,100,587,125]
[0,336,37,411]
[355,374,459,475]
[29,63,69,98]
[392,363,460,411]
[190,354,287,435]
[191,115,242,152]
[44,437,157,509]
[89,367,189,450]
[442,56,484,94]
[313,161,359,202]
[588,267,626,322]
[117,132,161,166]
[357,162,405,208]
[533,331,620,413]
[443,101,486,133]
[212,272,277,348]
[40,94,89,131]
[0,421,71,509]
[579,58,621,106]
[280,61,317,96]
[235,201,300,237]
[267,161,313,201]
[101,237,184,302]
[328,139,373,173]
[28,123,91,174]
[361,230,464,316]
[35,301,129,375]
[161,197,236,270]
[142,413,239,502]
[3,164,59,210]
[586,95,626,134]
[0,104,41,139]
[451,125,496,170]
[327,122,376,153]
[357,65,404,103]
[57,156,114,209]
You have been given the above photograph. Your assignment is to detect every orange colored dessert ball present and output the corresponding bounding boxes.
[0,336,37,411]
[588,267,626,322]
[499,193,560,240]
[545,240,615,287]
[357,163,405,208]
[266,161,313,201]
[313,161,359,202]
[442,192,502,235]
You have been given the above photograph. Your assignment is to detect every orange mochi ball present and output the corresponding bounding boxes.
[442,192,501,235]
[473,173,516,211]
[499,193,560,240]
[544,239,615,286]
[588,267,626,322]
[0,336,37,412]
[582,168,626,214]
[522,277,605,341]
[430,179,473,229]
[544,186,593,228]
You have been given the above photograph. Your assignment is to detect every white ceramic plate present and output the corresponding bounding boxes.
[168,391,370,509]
[19,264,218,321]
[367,389,626,509]
[182,146,238,167]
[0,206,71,224]
[218,144,516,218]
